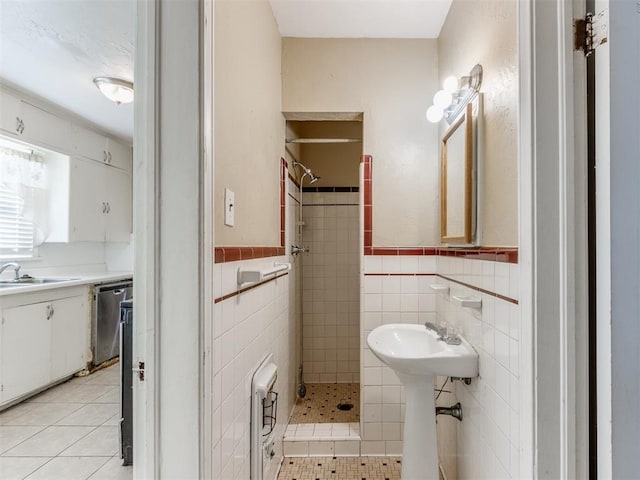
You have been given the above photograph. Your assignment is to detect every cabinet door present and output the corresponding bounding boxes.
[105,167,132,242]
[1,303,51,404]
[0,90,21,137]
[73,125,108,163]
[69,157,106,241]
[106,138,132,172]
[50,295,88,381]
[20,101,72,153]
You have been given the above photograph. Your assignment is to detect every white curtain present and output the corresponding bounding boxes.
[0,146,48,246]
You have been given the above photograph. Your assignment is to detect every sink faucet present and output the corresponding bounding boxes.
[0,262,21,281]
[424,321,462,345]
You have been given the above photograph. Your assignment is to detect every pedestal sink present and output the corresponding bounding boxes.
[366,324,478,480]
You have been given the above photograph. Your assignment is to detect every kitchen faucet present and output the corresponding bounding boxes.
[0,262,21,281]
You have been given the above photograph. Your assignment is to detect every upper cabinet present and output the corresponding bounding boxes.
[0,90,21,136]
[47,157,132,243]
[1,87,132,173]
[73,125,132,173]
[20,102,73,152]
[0,91,73,153]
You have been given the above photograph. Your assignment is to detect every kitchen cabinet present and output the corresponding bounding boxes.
[0,302,51,405]
[48,157,132,243]
[20,101,73,153]
[0,90,22,137]
[73,125,132,172]
[0,288,89,407]
[106,137,132,172]
[0,91,72,152]
[50,295,89,382]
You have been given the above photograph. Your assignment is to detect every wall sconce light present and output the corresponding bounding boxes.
[93,77,134,105]
[426,64,483,124]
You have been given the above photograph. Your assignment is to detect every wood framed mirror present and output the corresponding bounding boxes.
[440,95,480,245]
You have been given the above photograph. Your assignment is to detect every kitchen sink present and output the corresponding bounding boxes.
[0,277,78,287]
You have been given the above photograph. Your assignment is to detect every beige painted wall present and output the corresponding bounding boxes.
[215,0,283,246]
[283,39,440,246]
[438,0,518,246]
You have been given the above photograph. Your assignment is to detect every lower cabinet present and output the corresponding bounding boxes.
[0,287,89,407]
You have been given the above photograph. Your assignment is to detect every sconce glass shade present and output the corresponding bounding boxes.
[93,77,134,104]
[433,90,453,109]
[443,76,459,93]
[426,105,444,123]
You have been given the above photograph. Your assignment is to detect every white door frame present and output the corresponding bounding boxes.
[134,1,207,477]
[518,0,589,477]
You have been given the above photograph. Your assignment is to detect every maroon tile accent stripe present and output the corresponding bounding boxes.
[370,247,439,256]
[437,274,519,305]
[214,272,288,304]
[437,247,518,264]
[364,246,517,264]
[214,246,285,263]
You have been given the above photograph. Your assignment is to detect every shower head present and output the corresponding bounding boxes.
[292,160,319,185]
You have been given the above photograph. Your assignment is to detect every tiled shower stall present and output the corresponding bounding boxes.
[301,189,360,384]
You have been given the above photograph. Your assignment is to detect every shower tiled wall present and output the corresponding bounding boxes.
[302,191,360,383]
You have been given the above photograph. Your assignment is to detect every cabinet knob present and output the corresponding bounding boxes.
[102,202,107,213]
[108,152,112,163]
[106,202,111,213]
[103,151,108,162]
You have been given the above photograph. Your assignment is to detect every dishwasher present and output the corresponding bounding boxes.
[92,280,133,366]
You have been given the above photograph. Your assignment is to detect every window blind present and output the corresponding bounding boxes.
[0,185,35,257]
[0,143,45,259]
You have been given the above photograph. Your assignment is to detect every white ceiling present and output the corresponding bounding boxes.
[0,1,451,142]
[0,1,134,142]
[269,0,453,39]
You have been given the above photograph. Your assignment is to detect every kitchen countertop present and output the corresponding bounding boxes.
[0,271,133,297]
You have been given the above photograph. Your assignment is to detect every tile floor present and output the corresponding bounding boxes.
[0,363,131,480]
[290,384,360,424]
[277,456,402,480]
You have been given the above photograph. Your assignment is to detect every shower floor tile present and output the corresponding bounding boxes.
[277,456,402,480]
[290,383,359,424]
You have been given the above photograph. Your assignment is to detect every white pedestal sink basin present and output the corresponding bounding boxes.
[366,324,478,480]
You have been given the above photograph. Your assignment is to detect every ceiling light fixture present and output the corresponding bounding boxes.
[93,77,134,105]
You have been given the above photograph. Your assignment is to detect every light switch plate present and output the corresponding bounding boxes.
[224,188,235,227]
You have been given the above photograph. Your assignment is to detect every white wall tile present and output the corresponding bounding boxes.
[399,256,419,273]
[363,256,382,273]
[334,440,360,456]
[360,441,386,456]
[308,441,335,456]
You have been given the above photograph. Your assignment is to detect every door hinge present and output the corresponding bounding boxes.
[132,361,145,381]
[574,10,608,57]
[1,384,4,392]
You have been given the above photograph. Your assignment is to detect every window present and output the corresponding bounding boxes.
[0,142,47,259]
